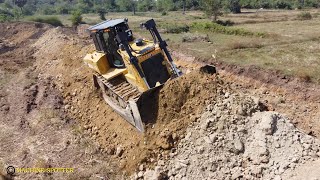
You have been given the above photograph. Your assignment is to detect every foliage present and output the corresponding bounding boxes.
[0,0,320,21]
[29,16,63,26]
[202,0,223,21]
[137,0,155,11]
[190,21,266,37]
[275,0,293,9]
[71,11,83,26]
[96,7,107,20]
[159,23,190,33]
[216,19,235,26]
[116,0,133,11]
[297,11,313,20]
[0,13,12,22]
[157,0,175,11]
[14,0,27,9]
[226,0,241,13]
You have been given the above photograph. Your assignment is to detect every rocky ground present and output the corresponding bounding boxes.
[1,22,320,180]
[134,86,320,179]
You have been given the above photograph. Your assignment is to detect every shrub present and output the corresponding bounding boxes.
[0,14,13,22]
[29,16,63,26]
[297,12,312,20]
[71,11,83,26]
[190,22,266,37]
[182,33,210,42]
[216,19,234,26]
[161,11,167,16]
[159,23,189,33]
[275,1,293,9]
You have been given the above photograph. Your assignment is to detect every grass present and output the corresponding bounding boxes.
[190,21,267,37]
[18,9,320,83]
[296,11,313,20]
[28,16,63,26]
[158,22,190,33]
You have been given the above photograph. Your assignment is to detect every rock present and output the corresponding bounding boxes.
[209,133,218,142]
[112,133,117,138]
[158,160,165,166]
[274,175,282,180]
[116,146,124,157]
[185,132,192,140]
[138,171,144,178]
[139,164,144,171]
[203,136,212,144]
[231,169,242,179]
[260,113,278,135]
[233,139,244,154]
[196,146,205,154]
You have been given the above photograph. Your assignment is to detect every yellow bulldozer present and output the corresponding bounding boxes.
[83,18,215,132]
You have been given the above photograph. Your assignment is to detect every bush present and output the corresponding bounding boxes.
[161,11,167,16]
[190,22,266,37]
[182,33,210,42]
[159,23,189,33]
[275,1,292,9]
[71,11,83,26]
[0,14,12,22]
[216,19,234,26]
[297,12,312,20]
[29,16,63,26]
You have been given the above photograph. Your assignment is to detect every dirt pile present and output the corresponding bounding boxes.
[26,24,219,174]
[141,71,218,150]
[134,86,320,179]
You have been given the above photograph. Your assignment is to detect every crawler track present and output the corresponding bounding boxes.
[94,74,144,132]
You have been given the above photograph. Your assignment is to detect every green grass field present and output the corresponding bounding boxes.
[24,9,320,83]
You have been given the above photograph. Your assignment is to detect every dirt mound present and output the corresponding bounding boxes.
[135,85,320,180]
[140,71,218,151]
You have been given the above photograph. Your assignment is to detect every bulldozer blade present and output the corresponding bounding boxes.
[94,65,216,133]
[94,74,164,133]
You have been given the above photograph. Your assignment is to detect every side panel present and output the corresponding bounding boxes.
[83,51,110,74]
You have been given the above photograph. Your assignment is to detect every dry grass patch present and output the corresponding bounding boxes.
[225,40,263,50]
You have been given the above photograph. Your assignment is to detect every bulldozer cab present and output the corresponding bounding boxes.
[88,19,132,68]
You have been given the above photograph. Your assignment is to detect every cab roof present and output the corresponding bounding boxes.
[88,19,126,31]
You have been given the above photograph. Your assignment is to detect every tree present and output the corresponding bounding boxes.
[96,7,107,20]
[116,0,132,11]
[227,0,241,13]
[14,0,27,10]
[71,10,82,26]
[137,0,155,11]
[202,0,222,21]
[157,0,174,12]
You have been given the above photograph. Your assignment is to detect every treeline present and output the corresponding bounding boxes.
[0,0,319,21]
